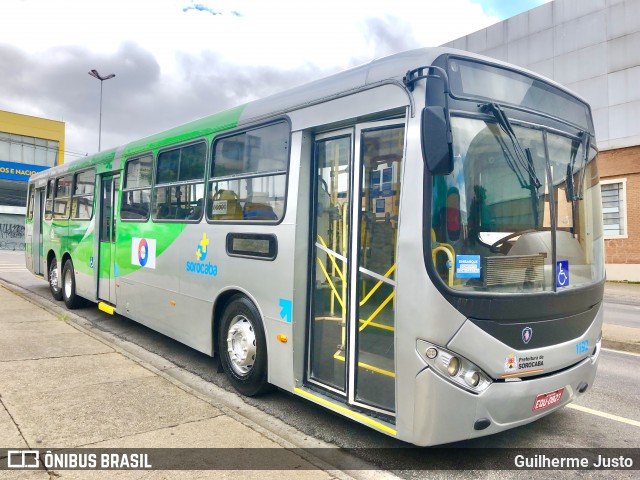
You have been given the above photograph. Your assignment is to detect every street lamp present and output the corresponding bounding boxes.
[88,69,116,151]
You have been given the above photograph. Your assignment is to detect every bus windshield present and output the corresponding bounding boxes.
[430,116,604,293]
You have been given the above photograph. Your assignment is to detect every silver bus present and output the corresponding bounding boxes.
[26,47,604,445]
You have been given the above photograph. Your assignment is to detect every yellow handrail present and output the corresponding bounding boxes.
[317,235,346,284]
[316,257,345,310]
[359,291,395,332]
[333,352,395,378]
[316,233,347,349]
[432,246,454,287]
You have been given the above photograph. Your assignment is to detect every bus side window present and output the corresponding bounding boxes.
[45,179,54,220]
[121,155,153,221]
[207,121,289,223]
[152,143,206,222]
[71,169,96,220]
[27,184,35,220]
[53,175,72,219]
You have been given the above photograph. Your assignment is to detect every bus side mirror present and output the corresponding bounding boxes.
[422,106,453,176]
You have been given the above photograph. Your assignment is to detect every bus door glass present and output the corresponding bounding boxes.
[309,121,404,414]
[310,130,353,394]
[98,174,119,304]
[34,187,46,275]
[353,122,404,413]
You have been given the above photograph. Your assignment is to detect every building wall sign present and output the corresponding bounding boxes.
[0,160,49,182]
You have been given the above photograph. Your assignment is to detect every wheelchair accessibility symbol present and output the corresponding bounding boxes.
[556,260,569,288]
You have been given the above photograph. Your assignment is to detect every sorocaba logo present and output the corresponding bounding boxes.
[196,232,209,261]
[186,233,218,277]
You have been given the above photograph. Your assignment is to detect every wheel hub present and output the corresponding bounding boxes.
[226,315,257,376]
[50,262,59,292]
[63,267,72,299]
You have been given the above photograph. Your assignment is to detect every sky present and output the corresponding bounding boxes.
[0,0,551,160]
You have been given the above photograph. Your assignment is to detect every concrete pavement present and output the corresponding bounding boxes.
[0,282,385,479]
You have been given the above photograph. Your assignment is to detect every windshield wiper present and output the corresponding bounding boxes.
[575,131,590,200]
[481,103,542,190]
[567,131,591,201]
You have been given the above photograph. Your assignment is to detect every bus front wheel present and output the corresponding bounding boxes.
[48,257,63,301]
[218,296,272,396]
[62,259,84,309]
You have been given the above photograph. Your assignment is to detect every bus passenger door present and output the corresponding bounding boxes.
[98,174,119,305]
[30,187,46,275]
[308,121,404,415]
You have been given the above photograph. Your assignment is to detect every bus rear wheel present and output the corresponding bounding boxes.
[218,296,272,396]
[62,259,84,309]
[48,257,63,301]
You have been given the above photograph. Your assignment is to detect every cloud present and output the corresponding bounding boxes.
[0,0,506,157]
[0,41,323,157]
[181,1,244,17]
[182,3,221,15]
[363,16,422,59]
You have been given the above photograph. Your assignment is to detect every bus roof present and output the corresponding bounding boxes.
[30,46,589,183]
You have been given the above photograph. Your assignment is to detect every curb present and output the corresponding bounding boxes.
[603,295,640,307]
[602,339,640,354]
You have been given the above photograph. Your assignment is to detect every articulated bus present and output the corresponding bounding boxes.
[25,48,604,446]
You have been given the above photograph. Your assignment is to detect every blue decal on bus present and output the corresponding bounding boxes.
[575,339,589,355]
[279,298,292,323]
[556,260,569,288]
[456,255,481,278]
[186,233,218,277]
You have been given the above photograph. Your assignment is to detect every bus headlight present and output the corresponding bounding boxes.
[466,371,481,387]
[418,341,492,394]
[447,356,460,376]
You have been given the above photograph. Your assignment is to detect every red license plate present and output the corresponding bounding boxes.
[532,388,564,411]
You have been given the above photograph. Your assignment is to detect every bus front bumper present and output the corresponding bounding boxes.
[410,351,599,446]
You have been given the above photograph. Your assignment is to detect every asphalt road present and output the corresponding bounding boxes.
[1,250,639,478]
[603,302,640,329]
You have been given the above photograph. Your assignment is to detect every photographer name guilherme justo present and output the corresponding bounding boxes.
[515,454,634,469]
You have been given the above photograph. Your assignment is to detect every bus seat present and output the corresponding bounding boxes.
[243,193,277,220]
[210,189,243,220]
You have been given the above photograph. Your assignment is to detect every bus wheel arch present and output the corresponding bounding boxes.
[47,251,63,301]
[216,293,273,396]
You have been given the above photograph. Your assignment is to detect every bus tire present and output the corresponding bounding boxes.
[62,259,84,309]
[218,296,273,397]
[48,257,63,301]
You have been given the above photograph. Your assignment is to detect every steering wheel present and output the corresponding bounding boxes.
[490,229,536,253]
